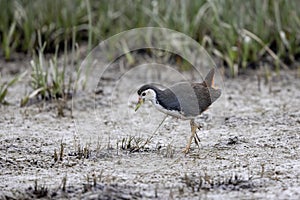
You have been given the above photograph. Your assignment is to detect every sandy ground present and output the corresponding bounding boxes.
[0,57,300,199]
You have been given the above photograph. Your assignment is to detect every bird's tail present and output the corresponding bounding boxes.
[204,68,215,87]
[205,68,221,103]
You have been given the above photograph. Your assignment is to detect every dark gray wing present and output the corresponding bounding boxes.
[169,82,200,117]
[156,88,181,111]
[168,82,221,117]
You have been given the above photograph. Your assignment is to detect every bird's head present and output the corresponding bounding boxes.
[135,85,158,111]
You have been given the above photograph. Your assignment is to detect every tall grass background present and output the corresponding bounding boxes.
[1,0,300,76]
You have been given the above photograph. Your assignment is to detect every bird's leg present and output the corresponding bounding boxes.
[194,122,202,146]
[197,123,203,130]
[182,119,197,154]
[194,133,200,148]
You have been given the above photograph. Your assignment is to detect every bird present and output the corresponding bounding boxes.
[134,68,221,153]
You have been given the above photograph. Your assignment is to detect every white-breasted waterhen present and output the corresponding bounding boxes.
[135,68,221,153]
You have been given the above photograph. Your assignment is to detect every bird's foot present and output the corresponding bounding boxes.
[182,146,190,154]
[182,138,193,154]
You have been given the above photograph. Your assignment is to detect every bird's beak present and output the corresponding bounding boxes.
[135,97,144,112]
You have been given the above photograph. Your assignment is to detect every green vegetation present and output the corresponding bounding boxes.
[0,71,26,105]
[20,31,81,115]
[1,0,299,76]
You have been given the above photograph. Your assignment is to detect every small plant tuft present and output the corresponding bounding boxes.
[53,149,58,162]
[59,141,64,161]
[30,179,48,198]
[182,172,253,192]
[61,175,67,192]
[120,136,153,153]
[20,31,81,117]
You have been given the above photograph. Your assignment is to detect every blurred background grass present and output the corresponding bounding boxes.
[1,0,300,75]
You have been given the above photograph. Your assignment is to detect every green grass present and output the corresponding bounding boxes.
[0,71,26,105]
[20,31,81,117]
[20,41,72,106]
[1,0,300,76]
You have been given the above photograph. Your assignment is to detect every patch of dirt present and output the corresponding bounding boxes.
[0,56,300,199]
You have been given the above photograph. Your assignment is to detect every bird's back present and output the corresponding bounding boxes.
[168,68,221,118]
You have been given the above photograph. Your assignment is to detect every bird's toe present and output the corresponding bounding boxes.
[182,147,190,154]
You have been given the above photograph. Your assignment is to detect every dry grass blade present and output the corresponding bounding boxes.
[0,71,27,105]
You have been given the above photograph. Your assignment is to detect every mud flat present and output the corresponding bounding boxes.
[0,60,299,199]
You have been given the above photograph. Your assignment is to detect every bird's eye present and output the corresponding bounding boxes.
[142,92,146,96]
